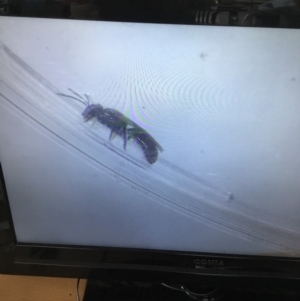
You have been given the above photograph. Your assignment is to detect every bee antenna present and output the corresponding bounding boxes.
[57,92,87,106]
[69,88,84,100]
[68,88,89,106]
[84,94,92,106]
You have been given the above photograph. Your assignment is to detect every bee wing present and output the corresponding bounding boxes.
[124,116,164,152]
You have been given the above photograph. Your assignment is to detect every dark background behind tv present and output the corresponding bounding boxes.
[1,0,300,28]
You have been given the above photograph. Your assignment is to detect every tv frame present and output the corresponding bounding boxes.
[1,8,300,295]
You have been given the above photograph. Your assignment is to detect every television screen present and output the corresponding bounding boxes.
[1,16,300,259]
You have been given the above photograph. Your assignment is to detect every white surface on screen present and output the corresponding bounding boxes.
[0,106,276,254]
[0,18,300,255]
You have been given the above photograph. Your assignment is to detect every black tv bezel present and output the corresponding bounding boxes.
[0,14,300,291]
[2,243,300,290]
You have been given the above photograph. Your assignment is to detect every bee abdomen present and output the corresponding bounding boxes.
[133,133,159,164]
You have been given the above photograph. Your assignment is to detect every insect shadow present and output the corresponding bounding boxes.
[58,89,164,164]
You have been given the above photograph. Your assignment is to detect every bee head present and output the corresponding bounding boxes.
[82,104,103,122]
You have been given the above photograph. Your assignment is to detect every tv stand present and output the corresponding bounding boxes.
[83,279,223,301]
[82,278,300,301]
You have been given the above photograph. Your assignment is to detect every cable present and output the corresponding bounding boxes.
[241,13,250,24]
[161,283,186,292]
[76,277,81,301]
[162,283,220,300]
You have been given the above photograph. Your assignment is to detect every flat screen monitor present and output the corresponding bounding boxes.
[0,4,300,296]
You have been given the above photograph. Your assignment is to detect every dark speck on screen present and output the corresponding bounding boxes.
[199,53,208,61]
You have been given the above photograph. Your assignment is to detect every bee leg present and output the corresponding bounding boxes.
[109,130,117,141]
[122,126,127,150]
